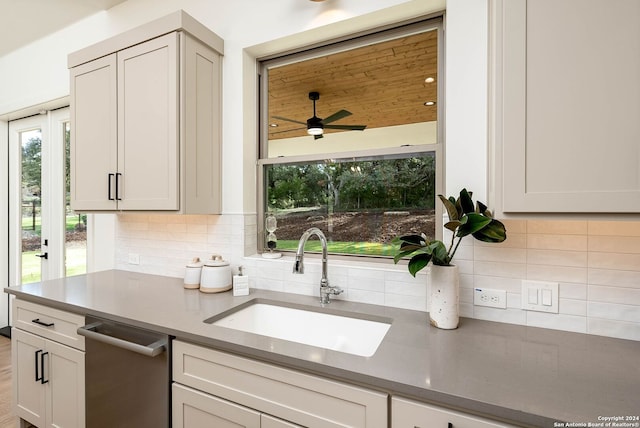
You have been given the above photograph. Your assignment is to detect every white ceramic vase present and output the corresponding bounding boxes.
[429,264,460,329]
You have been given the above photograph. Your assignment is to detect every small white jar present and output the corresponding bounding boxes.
[183,257,203,289]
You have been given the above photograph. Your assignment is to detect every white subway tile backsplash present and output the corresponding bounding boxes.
[474,247,526,263]
[558,282,588,300]
[588,220,640,237]
[588,235,640,254]
[526,264,587,283]
[588,302,640,323]
[525,312,587,334]
[589,285,640,306]
[588,318,640,341]
[474,275,522,293]
[114,215,640,342]
[527,249,587,268]
[473,306,526,325]
[474,261,526,278]
[588,252,640,271]
[588,268,640,288]
[559,299,587,316]
[527,220,587,235]
[527,234,587,251]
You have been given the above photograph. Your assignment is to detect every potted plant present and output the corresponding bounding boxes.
[393,188,507,329]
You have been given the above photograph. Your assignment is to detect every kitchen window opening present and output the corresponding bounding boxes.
[257,17,444,259]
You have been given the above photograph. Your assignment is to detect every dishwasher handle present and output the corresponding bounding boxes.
[77,321,167,357]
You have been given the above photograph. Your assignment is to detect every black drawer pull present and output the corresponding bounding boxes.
[32,318,54,327]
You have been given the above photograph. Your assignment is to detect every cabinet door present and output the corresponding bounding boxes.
[47,339,85,428]
[117,32,179,210]
[493,0,640,213]
[173,383,260,428]
[392,397,517,428]
[70,54,118,211]
[12,328,46,427]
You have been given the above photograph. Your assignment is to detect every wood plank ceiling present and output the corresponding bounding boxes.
[267,29,438,140]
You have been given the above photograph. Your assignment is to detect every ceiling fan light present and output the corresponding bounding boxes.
[307,127,324,136]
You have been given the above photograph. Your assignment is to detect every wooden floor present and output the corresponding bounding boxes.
[0,335,19,428]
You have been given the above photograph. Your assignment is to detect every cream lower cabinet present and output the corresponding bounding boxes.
[173,383,302,428]
[12,300,85,428]
[392,396,518,428]
[172,340,387,428]
[69,11,223,213]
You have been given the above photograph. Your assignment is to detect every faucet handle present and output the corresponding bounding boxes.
[329,286,343,296]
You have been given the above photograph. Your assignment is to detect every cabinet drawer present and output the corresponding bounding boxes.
[392,397,517,428]
[172,383,260,428]
[13,299,85,351]
[173,340,387,428]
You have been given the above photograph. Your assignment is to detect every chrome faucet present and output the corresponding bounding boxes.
[293,227,343,304]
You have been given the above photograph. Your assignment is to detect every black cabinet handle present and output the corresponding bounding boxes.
[115,173,122,200]
[108,173,115,200]
[35,349,42,382]
[40,352,49,384]
[32,318,54,327]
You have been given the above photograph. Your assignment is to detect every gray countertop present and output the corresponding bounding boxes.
[6,270,640,427]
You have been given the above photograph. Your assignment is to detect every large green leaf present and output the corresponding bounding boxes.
[472,219,507,242]
[444,220,461,232]
[459,188,475,214]
[439,195,459,221]
[456,213,492,237]
[408,253,432,276]
[428,241,450,265]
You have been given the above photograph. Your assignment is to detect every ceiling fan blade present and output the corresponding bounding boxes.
[272,116,307,125]
[269,127,307,135]
[314,134,324,140]
[321,109,352,124]
[324,124,367,131]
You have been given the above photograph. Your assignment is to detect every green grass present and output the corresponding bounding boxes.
[22,214,85,236]
[21,247,87,285]
[276,240,396,256]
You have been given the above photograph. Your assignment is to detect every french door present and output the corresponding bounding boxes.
[8,108,86,286]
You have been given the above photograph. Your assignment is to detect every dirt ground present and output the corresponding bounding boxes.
[274,209,436,243]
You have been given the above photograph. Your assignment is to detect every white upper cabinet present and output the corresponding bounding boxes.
[491,0,640,213]
[69,11,223,213]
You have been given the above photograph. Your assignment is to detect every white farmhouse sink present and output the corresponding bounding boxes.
[206,300,391,357]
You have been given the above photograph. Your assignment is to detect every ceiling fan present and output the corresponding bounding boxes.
[272,91,367,140]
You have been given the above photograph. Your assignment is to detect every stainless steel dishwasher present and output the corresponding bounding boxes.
[77,316,171,428]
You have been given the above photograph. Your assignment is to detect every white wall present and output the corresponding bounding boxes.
[8,0,637,342]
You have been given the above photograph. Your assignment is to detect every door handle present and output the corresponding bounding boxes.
[35,349,43,382]
[35,252,48,260]
[40,352,49,384]
[108,173,115,200]
[115,173,122,200]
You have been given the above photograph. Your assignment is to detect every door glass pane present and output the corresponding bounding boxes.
[21,129,42,284]
[64,122,87,277]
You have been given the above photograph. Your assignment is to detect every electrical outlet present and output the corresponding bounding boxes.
[128,253,140,265]
[474,288,507,309]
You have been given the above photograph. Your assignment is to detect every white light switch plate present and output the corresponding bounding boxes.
[521,280,559,313]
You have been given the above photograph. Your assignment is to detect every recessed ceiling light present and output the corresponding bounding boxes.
[270,123,278,127]
[425,77,435,83]
[424,101,436,106]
